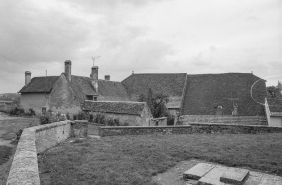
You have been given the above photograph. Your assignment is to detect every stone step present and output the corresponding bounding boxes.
[183,163,215,180]
[220,168,249,185]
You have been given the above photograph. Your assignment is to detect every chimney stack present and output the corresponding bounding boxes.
[25,71,31,86]
[65,60,72,81]
[104,75,110,81]
[90,66,99,80]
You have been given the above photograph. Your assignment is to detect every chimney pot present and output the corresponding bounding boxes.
[25,71,31,87]
[104,75,110,81]
[65,60,72,81]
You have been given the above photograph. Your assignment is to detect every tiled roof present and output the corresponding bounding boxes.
[267,98,282,114]
[83,101,146,115]
[19,76,59,93]
[182,73,267,116]
[122,73,187,108]
[98,80,129,99]
[70,75,97,95]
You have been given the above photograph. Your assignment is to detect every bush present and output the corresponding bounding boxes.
[24,108,36,117]
[74,111,89,120]
[66,112,70,120]
[106,118,116,126]
[94,113,106,125]
[9,106,25,116]
[39,114,52,125]
[114,118,120,126]
[89,114,94,123]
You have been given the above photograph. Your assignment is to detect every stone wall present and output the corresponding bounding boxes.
[20,92,49,113]
[49,74,81,114]
[99,125,192,137]
[182,115,268,125]
[99,123,282,137]
[6,121,72,185]
[90,112,149,126]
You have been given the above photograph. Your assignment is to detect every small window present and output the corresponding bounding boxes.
[42,107,47,114]
[86,95,93,100]
[93,97,97,101]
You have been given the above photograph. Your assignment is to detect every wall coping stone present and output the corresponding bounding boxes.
[100,125,191,129]
[189,123,282,128]
[6,120,71,185]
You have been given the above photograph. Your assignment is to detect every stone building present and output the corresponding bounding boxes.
[83,101,152,126]
[19,60,129,114]
[19,60,267,121]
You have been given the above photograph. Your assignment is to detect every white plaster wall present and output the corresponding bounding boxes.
[269,117,282,127]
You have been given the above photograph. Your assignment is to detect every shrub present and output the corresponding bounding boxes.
[66,112,70,120]
[123,122,129,126]
[9,106,25,116]
[106,118,115,126]
[75,111,89,120]
[94,113,106,125]
[24,108,36,117]
[39,114,52,125]
[114,118,120,126]
[89,114,94,123]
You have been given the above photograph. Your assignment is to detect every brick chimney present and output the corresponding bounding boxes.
[25,71,31,87]
[104,75,110,81]
[65,60,72,81]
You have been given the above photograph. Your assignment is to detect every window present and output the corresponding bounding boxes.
[86,95,98,101]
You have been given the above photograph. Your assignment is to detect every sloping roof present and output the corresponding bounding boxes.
[19,76,59,93]
[98,80,129,99]
[267,98,282,116]
[83,101,146,115]
[182,73,267,116]
[122,73,187,96]
[122,73,187,108]
[70,75,97,95]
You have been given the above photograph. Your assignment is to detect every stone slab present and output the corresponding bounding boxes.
[204,165,229,179]
[197,176,226,185]
[244,171,264,185]
[183,163,215,180]
[220,167,249,184]
[259,174,282,185]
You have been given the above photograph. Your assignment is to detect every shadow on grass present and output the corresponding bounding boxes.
[0,146,13,165]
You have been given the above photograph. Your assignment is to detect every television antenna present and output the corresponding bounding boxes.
[84,56,101,66]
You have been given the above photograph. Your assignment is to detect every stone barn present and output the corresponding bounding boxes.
[83,100,152,126]
[19,59,267,125]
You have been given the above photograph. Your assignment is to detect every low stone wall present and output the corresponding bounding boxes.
[99,123,282,137]
[99,125,192,137]
[189,123,282,134]
[6,120,82,185]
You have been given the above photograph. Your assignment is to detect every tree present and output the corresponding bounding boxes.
[267,81,282,99]
[138,89,169,118]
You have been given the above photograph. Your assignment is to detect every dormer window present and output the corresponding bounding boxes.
[86,95,98,101]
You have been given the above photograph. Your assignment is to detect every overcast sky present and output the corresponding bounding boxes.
[0,0,281,94]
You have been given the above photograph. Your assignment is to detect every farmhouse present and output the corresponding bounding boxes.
[19,60,267,124]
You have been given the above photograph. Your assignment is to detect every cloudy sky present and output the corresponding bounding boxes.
[0,0,281,94]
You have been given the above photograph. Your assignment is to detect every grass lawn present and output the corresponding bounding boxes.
[39,133,282,185]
